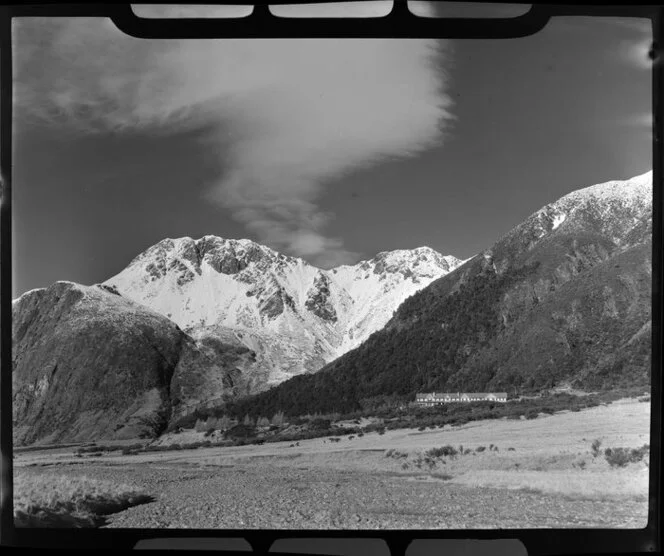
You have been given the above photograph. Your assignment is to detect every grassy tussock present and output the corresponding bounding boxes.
[14,473,152,527]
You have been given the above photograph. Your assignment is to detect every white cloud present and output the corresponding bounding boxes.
[13,18,454,267]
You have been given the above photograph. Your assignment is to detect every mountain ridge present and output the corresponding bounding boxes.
[104,238,464,391]
[222,170,653,417]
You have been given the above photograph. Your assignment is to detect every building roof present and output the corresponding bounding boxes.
[416,392,508,399]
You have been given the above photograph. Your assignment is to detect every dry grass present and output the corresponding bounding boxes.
[14,398,651,504]
[14,472,152,527]
[453,468,649,500]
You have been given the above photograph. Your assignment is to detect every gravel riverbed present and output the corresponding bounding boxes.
[16,462,647,529]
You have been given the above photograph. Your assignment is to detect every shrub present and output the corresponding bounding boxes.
[425,446,458,458]
[226,423,256,440]
[136,410,169,438]
[423,456,437,469]
[310,418,331,430]
[385,450,408,459]
[629,444,650,463]
[604,447,631,468]
[602,444,650,468]
[591,439,602,458]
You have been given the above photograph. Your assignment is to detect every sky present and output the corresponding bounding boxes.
[11,3,653,297]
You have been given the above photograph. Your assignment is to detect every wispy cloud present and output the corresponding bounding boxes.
[14,17,454,267]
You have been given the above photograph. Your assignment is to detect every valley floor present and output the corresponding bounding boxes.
[14,398,651,529]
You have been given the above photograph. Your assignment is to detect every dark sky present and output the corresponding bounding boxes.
[12,14,652,297]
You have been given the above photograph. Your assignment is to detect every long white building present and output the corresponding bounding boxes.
[415,392,508,406]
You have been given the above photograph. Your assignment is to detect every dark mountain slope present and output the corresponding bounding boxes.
[224,172,652,417]
[12,282,251,445]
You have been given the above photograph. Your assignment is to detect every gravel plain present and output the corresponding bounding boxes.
[15,461,648,529]
[14,399,651,529]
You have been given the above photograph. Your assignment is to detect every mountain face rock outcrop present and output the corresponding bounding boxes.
[305,273,338,323]
[227,171,653,416]
[170,333,255,421]
[104,238,463,392]
[12,282,250,445]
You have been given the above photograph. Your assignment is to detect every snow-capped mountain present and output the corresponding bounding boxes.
[229,170,653,416]
[488,170,653,271]
[104,238,463,390]
[331,247,463,353]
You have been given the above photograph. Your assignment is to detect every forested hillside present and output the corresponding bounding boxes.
[223,172,652,418]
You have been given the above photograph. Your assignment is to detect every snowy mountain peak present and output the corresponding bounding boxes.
[491,170,652,266]
[554,170,652,210]
[105,237,465,389]
[335,246,462,277]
